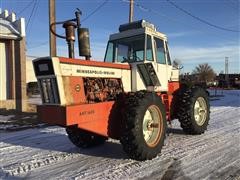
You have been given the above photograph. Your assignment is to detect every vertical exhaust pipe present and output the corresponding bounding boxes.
[50,9,91,60]
[63,21,77,58]
[75,10,91,60]
[78,28,91,60]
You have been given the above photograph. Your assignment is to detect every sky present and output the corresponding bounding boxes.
[0,0,239,74]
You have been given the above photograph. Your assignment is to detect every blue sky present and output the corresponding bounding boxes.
[1,0,239,74]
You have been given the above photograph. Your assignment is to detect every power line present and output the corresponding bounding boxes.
[26,0,39,48]
[226,0,240,11]
[228,0,239,5]
[28,41,49,49]
[27,0,39,36]
[17,0,34,15]
[121,0,237,42]
[28,0,109,50]
[121,1,225,35]
[121,0,187,25]
[81,0,109,22]
[26,0,37,30]
[29,0,39,31]
[166,0,239,33]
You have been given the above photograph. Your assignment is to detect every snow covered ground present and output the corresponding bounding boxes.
[0,90,239,179]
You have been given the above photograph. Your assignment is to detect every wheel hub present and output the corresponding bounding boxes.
[194,97,207,126]
[142,105,162,147]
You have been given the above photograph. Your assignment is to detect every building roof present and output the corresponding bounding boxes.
[0,9,25,40]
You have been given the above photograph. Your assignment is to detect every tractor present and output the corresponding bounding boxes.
[33,10,210,161]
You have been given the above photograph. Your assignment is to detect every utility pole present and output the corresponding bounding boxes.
[225,57,229,88]
[49,0,56,56]
[129,0,134,23]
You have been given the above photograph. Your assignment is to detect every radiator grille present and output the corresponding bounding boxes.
[39,78,60,104]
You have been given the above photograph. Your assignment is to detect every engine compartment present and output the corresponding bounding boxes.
[83,77,123,103]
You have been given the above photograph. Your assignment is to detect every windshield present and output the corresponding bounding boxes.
[105,35,145,63]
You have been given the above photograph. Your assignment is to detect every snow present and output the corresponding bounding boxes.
[0,90,240,179]
[27,95,41,105]
[0,115,15,131]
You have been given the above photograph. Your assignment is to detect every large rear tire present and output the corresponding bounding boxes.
[120,91,166,161]
[178,87,210,134]
[66,126,107,148]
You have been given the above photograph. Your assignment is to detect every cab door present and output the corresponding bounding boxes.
[153,37,168,91]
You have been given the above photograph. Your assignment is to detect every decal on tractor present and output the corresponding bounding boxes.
[79,110,95,116]
[77,69,115,75]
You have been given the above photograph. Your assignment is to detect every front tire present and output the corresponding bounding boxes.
[66,126,107,148]
[120,91,166,161]
[178,87,210,134]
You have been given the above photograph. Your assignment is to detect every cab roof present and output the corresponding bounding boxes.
[109,20,167,41]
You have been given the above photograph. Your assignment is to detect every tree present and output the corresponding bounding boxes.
[192,63,216,83]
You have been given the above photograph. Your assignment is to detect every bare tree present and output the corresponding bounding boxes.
[192,63,216,83]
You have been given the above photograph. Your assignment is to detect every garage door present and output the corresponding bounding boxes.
[0,42,7,100]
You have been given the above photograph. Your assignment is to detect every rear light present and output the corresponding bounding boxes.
[39,78,60,104]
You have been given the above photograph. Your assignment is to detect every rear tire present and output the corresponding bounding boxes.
[178,87,210,134]
[120,91,166,161]
[66,126,107,148]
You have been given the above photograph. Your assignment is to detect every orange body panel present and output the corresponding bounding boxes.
[168,82,180,120]
[66,101,114,136]
[70,76,86,104]
[59,57,131,70]
[168,81,180,94]
[158,82,180,120]
[37,101,122,137]
[62,76,86,105]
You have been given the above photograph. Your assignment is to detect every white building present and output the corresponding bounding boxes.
[26,56,38,83]
[0,9,27,111]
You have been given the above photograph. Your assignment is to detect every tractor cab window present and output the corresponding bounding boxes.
[116,35,145,63]
[105,42,114,62]
[146,35,153,61]
[104,35,145,63]
[117,44,129,62]
[154,38,166,64]
[166,43,172,65]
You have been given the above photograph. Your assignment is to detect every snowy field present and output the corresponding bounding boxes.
[0,90,239,179]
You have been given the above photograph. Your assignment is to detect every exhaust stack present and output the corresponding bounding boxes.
[75,10,91,60]
[63,21,77,58]
[78,28,91,60]
[50,9,91,60]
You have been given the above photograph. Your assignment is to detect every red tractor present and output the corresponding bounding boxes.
[33,10,210,160]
